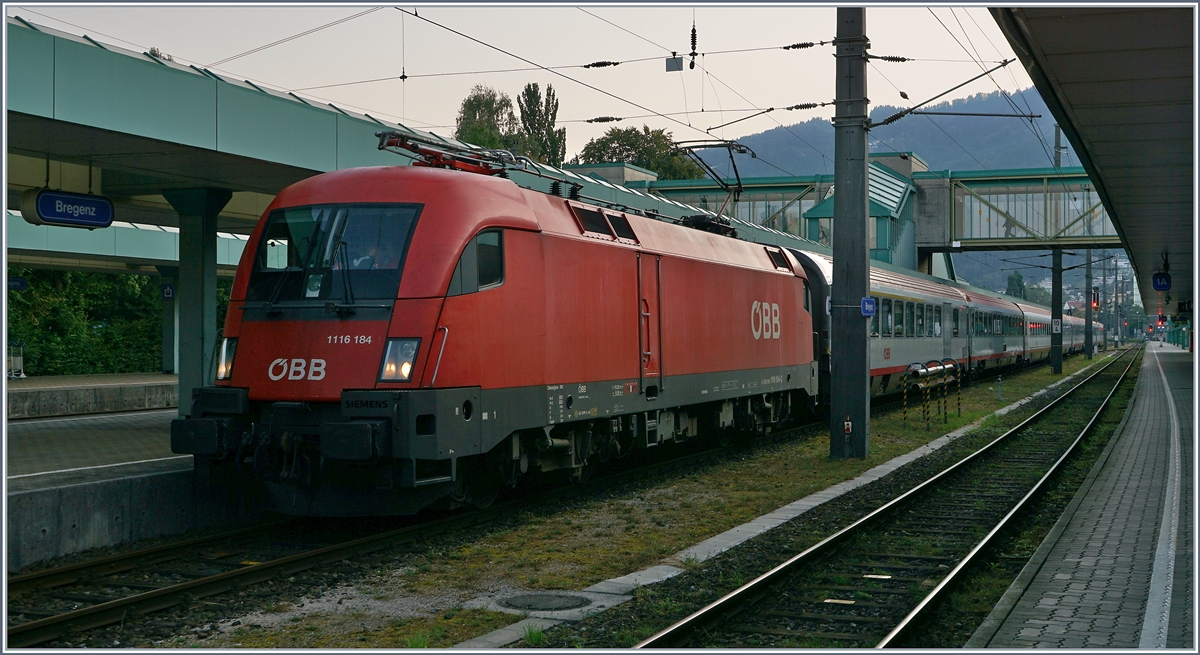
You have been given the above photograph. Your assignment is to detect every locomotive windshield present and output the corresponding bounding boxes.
[247,203,421,303]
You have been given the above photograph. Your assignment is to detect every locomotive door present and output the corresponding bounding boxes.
[637,253,662,398]
[942,302,952,359]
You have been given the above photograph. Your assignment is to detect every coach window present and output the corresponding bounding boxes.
[881,298,893,337]
[953,308,959,337]
[915,304,925,337]
[925,305,934,337]
[895,300,905,337]
[905,302,915,337]
[934,306,942,337]
[869,296,880,336]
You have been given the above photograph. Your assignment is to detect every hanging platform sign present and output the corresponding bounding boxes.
[20,188,114,229]
[1152,272,1172,291]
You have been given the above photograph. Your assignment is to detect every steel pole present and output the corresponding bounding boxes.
[1051,248,1063,374]
[828,7,871,459]
[1085,250,1093,358]
[1101,249,1108,351]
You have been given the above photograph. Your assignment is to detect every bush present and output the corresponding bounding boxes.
[6,268,231,376]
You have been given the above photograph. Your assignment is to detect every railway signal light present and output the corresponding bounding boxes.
[1091,289,1099,310]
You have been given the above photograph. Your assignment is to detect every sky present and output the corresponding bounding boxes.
[4,4,1036,158]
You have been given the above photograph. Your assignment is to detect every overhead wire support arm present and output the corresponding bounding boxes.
[870,58,1015,128]
[707,108,773,132]
[911,110,1041,119]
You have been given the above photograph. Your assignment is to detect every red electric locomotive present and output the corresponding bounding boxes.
[172,163,818,516]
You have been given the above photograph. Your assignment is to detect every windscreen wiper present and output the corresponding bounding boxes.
[263,235,311,316]
[325,240,357,317]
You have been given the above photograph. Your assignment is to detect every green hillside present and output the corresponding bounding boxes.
[703,89,1076,178]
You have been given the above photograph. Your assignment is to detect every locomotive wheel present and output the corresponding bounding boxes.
[572,460,595,484]
[716,428,734,448]
[465,457,503,509]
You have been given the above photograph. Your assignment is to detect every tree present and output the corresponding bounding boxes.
[1005,270,1026,299]
[1025,284,1052,306]
[454,85,523,152]
[574,125,705,181]
[517,83,567,167]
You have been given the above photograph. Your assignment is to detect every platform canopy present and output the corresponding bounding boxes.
[993,7,1194,316]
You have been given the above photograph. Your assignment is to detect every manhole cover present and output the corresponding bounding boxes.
[502,593,591,611]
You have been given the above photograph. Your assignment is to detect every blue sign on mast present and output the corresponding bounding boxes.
[20,189,114,229]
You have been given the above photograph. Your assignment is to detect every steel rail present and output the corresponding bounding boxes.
[6,416,823,647]
[636,347,1132,648]
[6,507,500,647]
[7,350,1090,647]
[878,344,1139,647]
[7,521,292,595]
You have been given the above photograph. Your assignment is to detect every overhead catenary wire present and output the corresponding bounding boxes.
[12,7,451,130]
[392,7,716,140]
[206,7,383,67]
[867,61,990,170]
[571,8,830,173]
[397,7,802,178]
[697,63,833,173]
[934,7,1083,222]
[930,8,1057,169]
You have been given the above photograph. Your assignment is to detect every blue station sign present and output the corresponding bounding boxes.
[860,297,876,317]
[1152,272,1172,291]
[20,188,114,229]
[7,277,28,291]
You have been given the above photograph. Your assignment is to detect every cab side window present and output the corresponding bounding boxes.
[448,229,504,297]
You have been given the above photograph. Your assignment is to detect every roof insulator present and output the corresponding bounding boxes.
[549,180,562,197]
[583,61,621,68]
[568,184,582,200]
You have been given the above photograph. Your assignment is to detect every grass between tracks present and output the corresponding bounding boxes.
[397,353,1110,595]
[199,352,1113,649]
[205,608,515,649]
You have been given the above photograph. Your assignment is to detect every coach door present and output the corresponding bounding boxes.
[937,302,949,359]
[637,253,662,399]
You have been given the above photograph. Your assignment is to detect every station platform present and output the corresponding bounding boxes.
[7,409,184,487]
[5,409,259,572]
[969,343,1193,648]
[7,372,178,419]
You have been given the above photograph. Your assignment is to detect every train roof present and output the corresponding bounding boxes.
[791,250,967,304]
[374,135,830,256]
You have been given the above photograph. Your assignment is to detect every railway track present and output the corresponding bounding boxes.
[636,346,1139,649]
[6,352,1083,647]
[6,414,828,648]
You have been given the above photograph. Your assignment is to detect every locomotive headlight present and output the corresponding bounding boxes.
[215,338,238,381]
[379,338,420,382]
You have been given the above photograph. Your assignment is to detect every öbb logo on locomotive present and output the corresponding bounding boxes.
[268,358,327,381]
[751,300,781,340]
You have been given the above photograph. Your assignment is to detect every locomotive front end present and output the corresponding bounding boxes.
[171,171,461,515]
